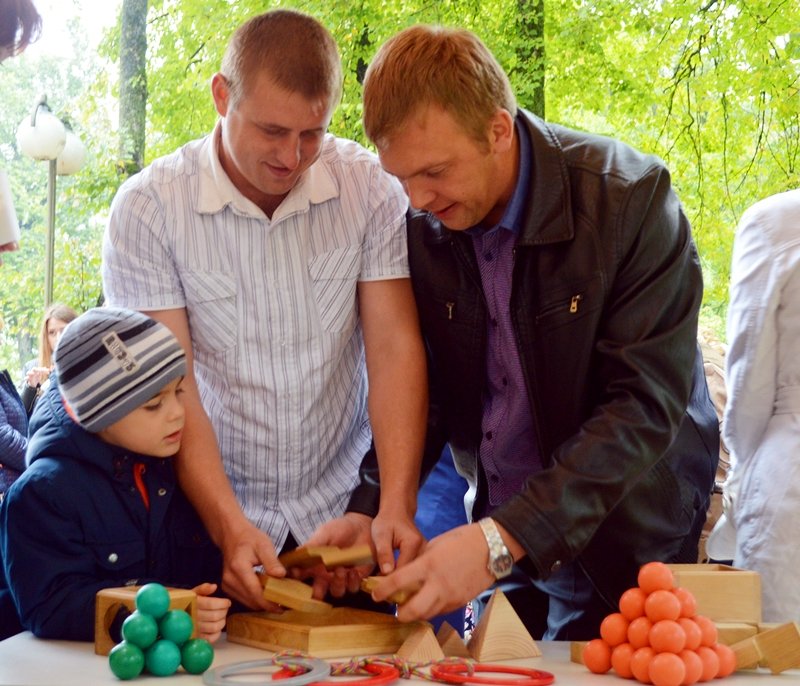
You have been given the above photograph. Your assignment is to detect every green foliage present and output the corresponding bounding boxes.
[3,0,799,375]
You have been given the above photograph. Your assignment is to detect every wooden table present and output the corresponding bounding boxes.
[0,631,795,685]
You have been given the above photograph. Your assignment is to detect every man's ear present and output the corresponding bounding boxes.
[211,73,230,117]
[488,109,515,154]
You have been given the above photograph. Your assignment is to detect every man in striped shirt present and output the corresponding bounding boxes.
[102,9,427,609]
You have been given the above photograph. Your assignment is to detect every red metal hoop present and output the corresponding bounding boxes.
[274,663,400,686]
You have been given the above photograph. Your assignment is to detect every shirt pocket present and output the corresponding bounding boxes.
[181,270,238,354]
[92,539,146,582]
[308,247,361,333]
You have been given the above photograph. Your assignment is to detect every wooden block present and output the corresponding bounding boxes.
[729,622,800,673]
[226,607,421,657]
[360,576,420,605]
[667,564,761,623]
[754,622,800,674]
[94,586,197,656]
[436,622,471,658]
[466,588,541,661]
[396,623,444,662]
[715,622,758,646]
[279,544,374,570]
[570,640,588,664]
[258,575,332,613]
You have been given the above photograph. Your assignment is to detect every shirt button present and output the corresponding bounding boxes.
[485,431,493,440]
[158,488,167,496]
[108,553,119,564]
[484,252,494,261]
[551,560,562,573]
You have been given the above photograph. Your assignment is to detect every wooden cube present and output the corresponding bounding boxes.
[94,586,197,656]
[667,564,761,624]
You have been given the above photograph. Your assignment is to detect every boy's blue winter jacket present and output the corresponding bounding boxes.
[0,381,222,640]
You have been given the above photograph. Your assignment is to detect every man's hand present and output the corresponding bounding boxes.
[220,523,285,611]
[371,506,425,574]
[368,523,496,621]
[302,513,376,599]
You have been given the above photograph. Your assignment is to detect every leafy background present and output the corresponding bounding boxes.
[1,0,798,378]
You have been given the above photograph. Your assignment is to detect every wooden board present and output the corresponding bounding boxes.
[258,575,332,613]
[226,607,421,657]
[278,544,374,570]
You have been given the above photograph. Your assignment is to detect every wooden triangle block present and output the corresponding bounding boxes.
[436,621,471,658]
[396,623,445,662]
[467,588,541,661]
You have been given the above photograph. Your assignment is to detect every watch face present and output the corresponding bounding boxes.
[492,552,514,578]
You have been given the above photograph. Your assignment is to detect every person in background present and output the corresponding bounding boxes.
[0,0,41,641]
[0,368,27,500]
[354,24,719,639]
[102,9,427,610]
[707,189,800,622]
[0,307,230,641]
[20,302,78,415]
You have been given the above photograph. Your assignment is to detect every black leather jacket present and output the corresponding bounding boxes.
[348,111,719,609]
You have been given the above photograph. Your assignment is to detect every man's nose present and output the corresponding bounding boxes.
[405,178,435,211]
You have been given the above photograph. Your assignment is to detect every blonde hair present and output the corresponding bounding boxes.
[38,303,78,368]
[0,0,42,57]
[363,25,517,149]
[220,9,342,110]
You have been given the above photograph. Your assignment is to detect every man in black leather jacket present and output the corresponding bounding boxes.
[342,25,719,639]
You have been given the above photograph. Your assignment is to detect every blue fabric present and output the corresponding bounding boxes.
[0,369,28,496]
[0,381,222,640]
[415,446,469,634]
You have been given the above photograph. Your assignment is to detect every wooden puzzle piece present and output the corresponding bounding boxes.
[396,623,444,661]
[278,544,374,570]
[94,586,197,656]
[730,621,800,674]
[436,621,471,658]
[360,576,421,604]
[257,574,332,613]
[467,587,541,661]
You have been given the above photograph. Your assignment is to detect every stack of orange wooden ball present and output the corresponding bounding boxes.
[583,561,736,685]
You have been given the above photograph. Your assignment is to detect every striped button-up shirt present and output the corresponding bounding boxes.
[102,125,409,546]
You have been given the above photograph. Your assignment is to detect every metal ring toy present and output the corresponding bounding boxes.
[203,656,330,686]
[429,663,555,686]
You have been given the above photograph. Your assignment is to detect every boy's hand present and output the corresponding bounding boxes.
[192,583,231,643]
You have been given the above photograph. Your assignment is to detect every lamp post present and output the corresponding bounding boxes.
[16,94,86,308]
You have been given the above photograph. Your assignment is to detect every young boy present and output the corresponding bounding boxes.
[0,307,230,641]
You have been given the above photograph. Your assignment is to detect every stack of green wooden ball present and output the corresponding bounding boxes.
[108,583,214,680]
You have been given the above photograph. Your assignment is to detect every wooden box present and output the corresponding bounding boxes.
[226,607,422,657]
[667,564,761,624]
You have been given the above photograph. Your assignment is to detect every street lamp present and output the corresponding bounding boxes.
[16,94,86,307]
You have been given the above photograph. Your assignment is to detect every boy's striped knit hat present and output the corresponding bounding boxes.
[54,307,186,432]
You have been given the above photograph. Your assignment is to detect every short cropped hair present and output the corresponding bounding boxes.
[220,9,342,110]
[363,25,517,149]
[0,0,42,58]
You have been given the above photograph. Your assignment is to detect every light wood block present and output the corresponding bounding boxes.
[570,640,588,664]
[436,622,471,658]
[94,586,197,656]
[278,544,374,570]
[258,575,332,613]
[467,588,541,661]
[667,564,761,623]
[396,623,444,662]
[715,622,758,646]
[729,622,800,673]
[226,607,421,657]
[360,576,420,605]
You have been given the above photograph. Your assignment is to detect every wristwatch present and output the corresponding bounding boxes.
[478,517,514,579]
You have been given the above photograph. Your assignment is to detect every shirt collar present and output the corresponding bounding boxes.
[197,122,340,219]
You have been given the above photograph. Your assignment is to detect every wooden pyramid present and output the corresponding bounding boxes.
[396,623,445,662]
[467,588,541,661]
[436,622,471,658]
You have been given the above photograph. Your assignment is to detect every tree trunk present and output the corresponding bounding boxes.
[513,0,546,118]
[118,0,147,177]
